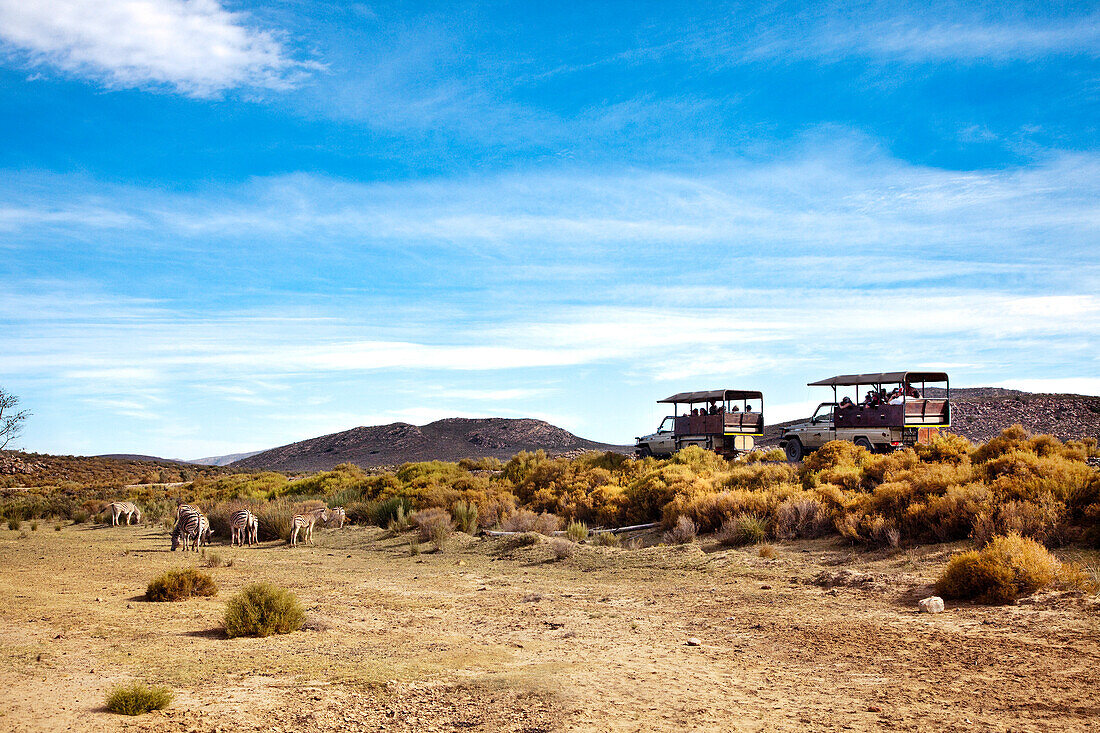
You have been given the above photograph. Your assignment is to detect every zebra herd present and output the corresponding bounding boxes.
[105,501,347,551]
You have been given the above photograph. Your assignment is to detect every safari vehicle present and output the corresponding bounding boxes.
[635,389,764,459]
[779,371,950,461]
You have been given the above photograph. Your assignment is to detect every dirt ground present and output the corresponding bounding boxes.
[1,523,1098,732]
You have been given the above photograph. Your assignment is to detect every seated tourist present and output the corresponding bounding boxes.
[744,404,753,413]
[839,396,855,410]
[708,401,719,415]
[888,388,904,405]
[905,383,921,398]
[730,404,740,413]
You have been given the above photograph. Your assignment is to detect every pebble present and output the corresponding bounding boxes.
[686,637,702,646]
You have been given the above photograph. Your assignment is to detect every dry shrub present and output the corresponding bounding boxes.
[549,538,576,560]
[145,568,218,602]
[663,515,697,544]
[774,498,829,539]
[802,440,871,474]
[915,432,972,465]
[223,582,304,638]
[717,513,768,546]
[413,507,453,550]
[105,682,173,715]
[935,533,1061,604]
[757,543,778,559]
[744,448,788,463]
[861,514,900,549]
[501,509,562,535]
[255,499,298,542]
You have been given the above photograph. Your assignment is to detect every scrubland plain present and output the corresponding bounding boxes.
[2,520,1098,732]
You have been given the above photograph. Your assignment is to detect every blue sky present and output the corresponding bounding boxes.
[1,0,1098,458]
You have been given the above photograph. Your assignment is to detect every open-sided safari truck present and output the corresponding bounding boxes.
[635,389,764,459]
[779,371,950,461]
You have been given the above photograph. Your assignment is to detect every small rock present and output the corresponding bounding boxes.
[95,597,102,602]
[918,596,945,614]
[686,637,702,646]
[760,584,772,590]
[458,560,466,566]
[867,705,882,713]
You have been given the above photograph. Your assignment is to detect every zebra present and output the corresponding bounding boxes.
[171,505,204,551]
[326,507,346,529]
[230,509,259,547]
[108,501,141,526]
[290,507,329,546]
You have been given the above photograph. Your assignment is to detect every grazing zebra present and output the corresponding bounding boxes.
[230,509,259,547]
[108,501,141,526]
[326,507,346,529]
[290,507,330,546]
[171,505,203,551]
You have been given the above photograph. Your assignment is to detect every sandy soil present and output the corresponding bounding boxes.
[1,522,1097,732]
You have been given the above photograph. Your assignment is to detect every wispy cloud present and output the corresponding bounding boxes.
[0,0,317,96]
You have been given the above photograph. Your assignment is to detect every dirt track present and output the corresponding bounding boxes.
[1,524,1097,732]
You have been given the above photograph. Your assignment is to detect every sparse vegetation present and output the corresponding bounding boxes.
[223,582,304,638]
[549,538,576,560]
[145,568,218,602]
[8,517,20,530]
[203,551,224,568]
[757,543,778,559]
[663,515,697,544]
[29,520,37,531]
[413,507,454,550]
[105,681,173,715]
[591,531,621,547]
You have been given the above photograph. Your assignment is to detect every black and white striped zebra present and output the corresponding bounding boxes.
[171,505,207,551]
[326,507,346,528]
[230,509,259,547]
[108,501,141,526]
[290,507,329,546]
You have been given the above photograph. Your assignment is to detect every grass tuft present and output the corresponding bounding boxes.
[549,538,576,560]
[566,520,588,543]
[223,582,304,638]
[105,682,173,716]
[663,515,697,544]
[717,514,768,547]
[452,500,479,534]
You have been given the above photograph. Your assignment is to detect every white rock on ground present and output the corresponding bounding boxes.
[918,596,945,613]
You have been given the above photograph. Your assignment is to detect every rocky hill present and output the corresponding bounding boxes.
[0,452,222,488]
[230,417,626,472]
[761,388,1100,446]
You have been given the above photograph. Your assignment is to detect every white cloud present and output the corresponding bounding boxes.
[0,0,314,96]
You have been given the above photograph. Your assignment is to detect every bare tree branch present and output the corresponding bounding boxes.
[0,388,30,450]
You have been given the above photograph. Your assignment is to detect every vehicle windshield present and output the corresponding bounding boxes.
[658,416,675,433]
[812,403,836,422]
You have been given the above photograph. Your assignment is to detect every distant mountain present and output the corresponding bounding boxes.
[229,417,627,472]
[187,450,263,467]
[760,388,1100,446]
[96,454,188,465]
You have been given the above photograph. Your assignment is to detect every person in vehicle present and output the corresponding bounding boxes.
[730,404,740,413]
[744,404,753,413]
[905,383,921,398]
[838,396,855,411]
[708,401,719,415]
[691,408,699,416]
[888,388,904,405]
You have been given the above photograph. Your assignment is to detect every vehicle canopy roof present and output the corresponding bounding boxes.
[807,371,949,387]
[658,389,763,404]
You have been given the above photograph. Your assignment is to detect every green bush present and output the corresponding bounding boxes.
[7,518,20,530]
[565,520,588,542]
[591,531,621,547]
[935,533,1061,604]
[373,496,414,528]
[223,582,304,638]
[105,682,174,715]
[145,568,218,601]
[72,510,89,524]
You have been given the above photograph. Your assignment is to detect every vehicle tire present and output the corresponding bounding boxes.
[636,445,652,458]
[784,439,804,462]
[854,437,874,452]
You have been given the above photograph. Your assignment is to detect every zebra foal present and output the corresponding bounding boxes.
[230,509,259,546]
[290,507,329,546]
[108,501,141,526]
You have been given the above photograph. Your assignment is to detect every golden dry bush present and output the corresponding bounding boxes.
[935,533,1061,604]
[145,568,217,602]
